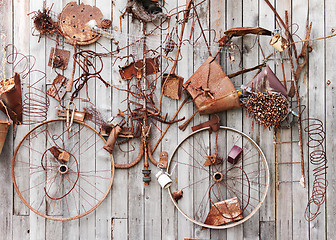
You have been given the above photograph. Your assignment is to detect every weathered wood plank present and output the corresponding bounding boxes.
[0,0,13,239]
[176,0,195,238]
[258,0,276,227]
[308,0,326,239]
[226,0,243,239]
[325,0,336,239]
[291,0,310,239]
[241,1,260,240]
[112,218,128,240]
[274,1,293,240]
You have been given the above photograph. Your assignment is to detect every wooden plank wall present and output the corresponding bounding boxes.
[0,0,334,239]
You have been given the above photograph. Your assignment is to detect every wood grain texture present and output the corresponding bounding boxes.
[1,0,334,239]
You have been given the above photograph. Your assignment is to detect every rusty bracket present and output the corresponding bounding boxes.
[48,47,70,70]
[47,74,68,101]
[56,109,86,122]
[158,151,168,168]
[191,114,220,133]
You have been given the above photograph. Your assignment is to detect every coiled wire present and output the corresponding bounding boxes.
[5,44,50,125]
[303,118,328,221]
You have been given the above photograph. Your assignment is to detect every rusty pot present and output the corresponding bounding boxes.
[184,56,241,115]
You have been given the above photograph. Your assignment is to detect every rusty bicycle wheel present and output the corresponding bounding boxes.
[167,126,269,229]
[12,119,114,221]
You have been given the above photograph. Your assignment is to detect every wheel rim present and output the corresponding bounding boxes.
[12,119,114,221]
[167,126,269,229]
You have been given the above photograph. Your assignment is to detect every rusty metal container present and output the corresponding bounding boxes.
[184,56,241,115]
[0,101,11,154]
[0,73,23,124]
[245,65,288,97]
[204,197,243,227]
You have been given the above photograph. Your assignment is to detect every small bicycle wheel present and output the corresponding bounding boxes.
[167,126,269,229]
[12,119,114,221]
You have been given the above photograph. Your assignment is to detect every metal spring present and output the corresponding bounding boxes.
[5,44,50,125]
[302,118,328,222]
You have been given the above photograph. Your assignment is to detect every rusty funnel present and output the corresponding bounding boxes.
[0,73,23,124]
[184,56,241,115]
[245,65,287,97]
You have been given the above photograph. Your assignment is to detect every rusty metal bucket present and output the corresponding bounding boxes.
[184,56,241,115]
[0,101,11,154]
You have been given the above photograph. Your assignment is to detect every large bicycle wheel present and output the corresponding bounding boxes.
[167,126,269,229]
[12,119,114,221]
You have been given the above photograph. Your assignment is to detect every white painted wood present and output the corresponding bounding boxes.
[0,0,13,239]
[325,1,336,239]
[241,0,261,239]
[308,0,326,239]
[291,0,310,239]
[3,1,335,239]
[112,218,128,240]
[258,0,276,229]
[176,0,195,238]
[209,1,227,239]
[226,0,243,239]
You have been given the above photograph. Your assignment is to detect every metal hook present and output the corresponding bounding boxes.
[66,101,76,132]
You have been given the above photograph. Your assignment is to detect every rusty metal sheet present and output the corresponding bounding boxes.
[245,65,288,97]
[219,27,272,46]
[184,56,241,115]
[58,2,103,45]
[119,57,160,81]
[47,74,68,101]
[162,73,183,100]
[0,73,23,124]
[48,47,71,70]
[204,197,243,227]
[192,114,220,133]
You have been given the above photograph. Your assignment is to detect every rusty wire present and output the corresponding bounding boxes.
[302,118,328,222]
[5,44,50,125]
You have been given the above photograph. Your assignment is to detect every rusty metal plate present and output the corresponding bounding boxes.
[0,73,23,124]
[119,58,160,81]
[58,2,103,45]
[48,47,71,70]
[47,74,68,101]
[204,197,243,227]
[219,27,272,46]
[184,56,241,115]
[162,73,183,100]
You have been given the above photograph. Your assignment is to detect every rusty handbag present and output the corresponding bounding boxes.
[184,56,241,115]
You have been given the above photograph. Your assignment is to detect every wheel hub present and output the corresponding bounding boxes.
[213,172,223,182]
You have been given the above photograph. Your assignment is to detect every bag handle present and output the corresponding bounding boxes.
[0,100,11,122]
